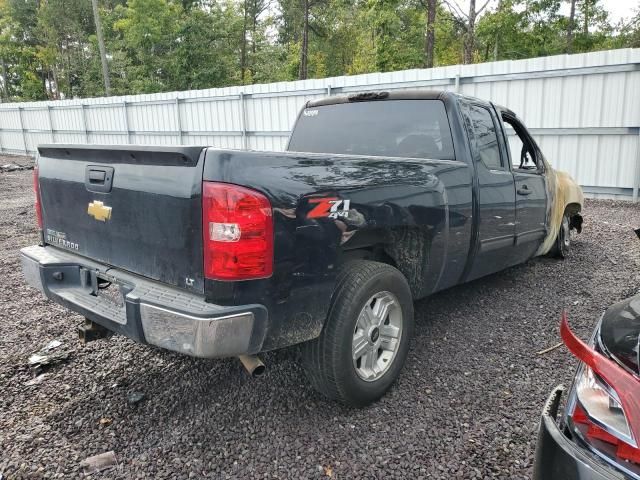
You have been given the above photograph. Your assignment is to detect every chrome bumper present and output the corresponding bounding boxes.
[20,245,268,358]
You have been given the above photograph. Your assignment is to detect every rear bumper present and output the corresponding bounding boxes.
[21,245,268,358]
[533,386,626,480]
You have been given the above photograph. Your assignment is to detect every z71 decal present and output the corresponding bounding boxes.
[307,197,351,219]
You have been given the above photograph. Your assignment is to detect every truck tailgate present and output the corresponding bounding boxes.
[36,145,206,293]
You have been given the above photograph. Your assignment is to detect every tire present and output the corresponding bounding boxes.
[301,260,414,407]
[551,213,571,258]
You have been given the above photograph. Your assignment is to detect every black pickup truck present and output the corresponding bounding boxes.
[21,90,583,406]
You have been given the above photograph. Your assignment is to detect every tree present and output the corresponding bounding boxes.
[278,0,330,80]
[0,0,14,100]
[113,0,183,93]
[476,0,599,61]
[0,0,633,101]
[176,5,241,89]
[567,0,576,52]
[299,0,310,79]
[573,0,612,52]
[619,9,640,48]
[349,0,425,74]
[443,0,491,64]
[476,0,523,61]
[240,0,271,83]
[91,0,111,95]
[297,0,330,79]
[424,0,437,67]
[5,0,48,100]
[493,0,501,59]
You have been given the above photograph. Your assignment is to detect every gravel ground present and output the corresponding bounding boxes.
[2,153,640,479]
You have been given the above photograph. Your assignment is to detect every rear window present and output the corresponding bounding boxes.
[288,99,455,160]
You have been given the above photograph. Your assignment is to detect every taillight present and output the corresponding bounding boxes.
[561,313,640,463]
[33,167,43,229]
[202,182,273,281]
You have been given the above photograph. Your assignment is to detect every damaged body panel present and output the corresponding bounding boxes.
[538,168,585,255]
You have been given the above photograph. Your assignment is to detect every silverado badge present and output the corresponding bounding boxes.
[87,200,112,222]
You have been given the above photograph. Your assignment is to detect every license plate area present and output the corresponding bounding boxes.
[48,267,130,326]
[96,280,125,308]
[90,271,133,309]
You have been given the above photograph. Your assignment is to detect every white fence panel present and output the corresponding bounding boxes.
[0,48,639,199]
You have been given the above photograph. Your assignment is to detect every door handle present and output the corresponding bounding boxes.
[85,165,114,193]
[88,169,106,184]
[517,186,531,196]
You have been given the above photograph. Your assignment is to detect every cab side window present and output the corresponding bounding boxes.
[461,103,503,169]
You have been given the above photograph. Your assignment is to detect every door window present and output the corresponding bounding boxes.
[461,103,503,169]
[501,115,540,172]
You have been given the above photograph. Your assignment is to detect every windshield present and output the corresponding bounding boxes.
[288,99,455,160]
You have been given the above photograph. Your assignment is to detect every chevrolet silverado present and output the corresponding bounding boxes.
[21,90,584,406]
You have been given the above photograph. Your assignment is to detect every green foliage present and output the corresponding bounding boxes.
[475,0,631,61]
[619,9,640,48]
[112,0,183,92]
[0,0,638,102]
[349,0,424,73]
[176,6,241,89]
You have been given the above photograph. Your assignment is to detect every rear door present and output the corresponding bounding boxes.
[37,145,206,293]
[459,101,517,280]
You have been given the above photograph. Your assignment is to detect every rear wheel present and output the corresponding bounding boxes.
[301,261,414,407]
[551,213,571,258]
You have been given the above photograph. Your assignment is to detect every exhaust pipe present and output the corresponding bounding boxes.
[238,355,266,377]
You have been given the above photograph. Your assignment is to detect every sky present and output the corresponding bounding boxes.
[581,0,637,23]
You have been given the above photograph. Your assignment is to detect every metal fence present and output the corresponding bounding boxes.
[1,48,639,199]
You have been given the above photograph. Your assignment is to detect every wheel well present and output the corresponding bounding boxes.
[342,246,397,267]
[565,202,583,233]
[565,202,581,216]
[341,227,430,299]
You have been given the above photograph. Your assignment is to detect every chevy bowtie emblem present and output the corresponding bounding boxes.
[87,200,112,222]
